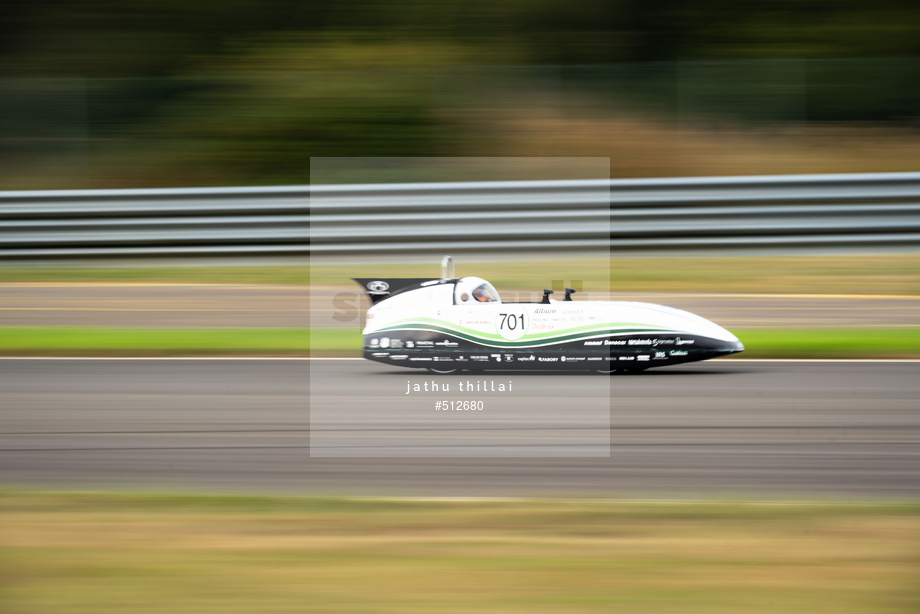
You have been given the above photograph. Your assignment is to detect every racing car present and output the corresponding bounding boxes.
[355,257,743,373]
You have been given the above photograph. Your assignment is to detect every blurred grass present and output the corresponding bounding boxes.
[736,329,920,359]
[458,107,920,179]
[0,327,917,357]
[2,253,920,294]
[0,327,315,356]
[2,491,919,614]
[0,266,311,285]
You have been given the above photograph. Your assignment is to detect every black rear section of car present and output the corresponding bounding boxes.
[363,330,743,372]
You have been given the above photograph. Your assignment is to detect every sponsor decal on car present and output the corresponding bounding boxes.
[627,338,686,347]
[366,280,390,294]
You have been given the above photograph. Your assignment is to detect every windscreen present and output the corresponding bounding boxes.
[472,282,500,303]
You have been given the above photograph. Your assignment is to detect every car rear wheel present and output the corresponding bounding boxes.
[428,367,459,375]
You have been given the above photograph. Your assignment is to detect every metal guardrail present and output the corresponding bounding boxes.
[2,173,920,261]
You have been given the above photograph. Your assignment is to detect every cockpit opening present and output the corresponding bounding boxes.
[473,283,499,303]
[455,277,502,304]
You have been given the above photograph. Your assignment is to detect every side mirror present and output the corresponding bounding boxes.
[564,287,576,301]
[541,289,554,304]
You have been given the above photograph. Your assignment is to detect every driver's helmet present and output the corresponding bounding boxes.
[473,284,497,302]
[455,277,501,304]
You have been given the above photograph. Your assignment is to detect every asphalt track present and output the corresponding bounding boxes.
[2,358,919,498]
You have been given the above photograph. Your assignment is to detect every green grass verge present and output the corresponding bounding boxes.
[0,266,311,285]
[735,328,920,358]
[0,327,917,357]
[2,253,920,294]
[0,327,334,356]
[2,490,919,614]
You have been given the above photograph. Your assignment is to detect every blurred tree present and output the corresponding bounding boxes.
[4,0,920,76]
[1,0,918,187]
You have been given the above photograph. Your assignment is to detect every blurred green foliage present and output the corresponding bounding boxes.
[4,0,920,77]
[1,1,919,188]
